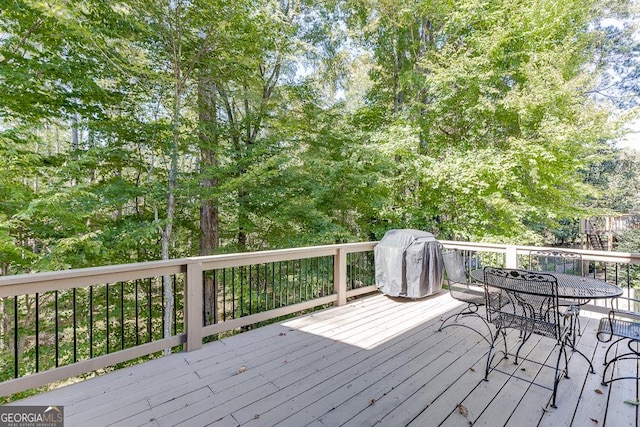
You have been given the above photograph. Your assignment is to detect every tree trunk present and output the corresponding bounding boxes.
[197,67,220,256]
[160,51,181,355]
[198,65,220,324]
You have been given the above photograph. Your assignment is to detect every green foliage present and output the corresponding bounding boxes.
[617,229,640,253]
[0,0,638,274]
[347,0,632,243]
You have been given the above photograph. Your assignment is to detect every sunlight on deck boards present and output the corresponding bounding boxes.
[283,292,460,349]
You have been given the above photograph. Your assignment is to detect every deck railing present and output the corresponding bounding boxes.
[1,240,639,397]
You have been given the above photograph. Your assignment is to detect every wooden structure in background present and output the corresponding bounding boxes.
[580,215,640,250]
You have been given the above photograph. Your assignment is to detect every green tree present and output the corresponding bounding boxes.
[347,0,630,243]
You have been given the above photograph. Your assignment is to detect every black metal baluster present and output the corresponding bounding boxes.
[249,265,253,315]
[262,263,267,310]
[120,282,125,350]
[307,258,311,299]
[35,292,39,372]
[292,260,297,303]
[311,258,314,297]
[73,288,77,362]
[330,256,334,292]
[148,278,152,343]
[305,259,309,301]
[319,258,324,296]
[625,263,631,311]
[173,275,178,335]
[311,258,315,297]
[348,254,353,290]
[90,286,94,358]
[301,259,306,300]
[272,263,276,308]
[614,263,623,310]
[280,261,289,307]
[328,256,332,294]
[106,284,110,354]
[13,295,18,378]
[262,263,266,310]
[202,272,207,326]
[298,260,303,303]
[232,268,236,319]
[161,276,165,335]
[293,260,298,303]
[213,271,218,325]
[326,256,330,295]
[254,264,258,312]
[313,258,322,297]
[260,265,265,310]
[319,257,324,296]
[222,270,227,322]
[323,257,327,295]
[135,280,139,346]
[330,255,334,293]
[285,261,289,304]
[55,290,59,367]
[358,252,363,288]
[256,264,261,311]
[278,262,283,307]
[238,267,243,317]
[321,257,326,296]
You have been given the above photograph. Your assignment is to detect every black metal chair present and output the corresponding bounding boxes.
[596,309,640,386]
[528,250,586,346]
[437,250,492,343]
[483,267,572,408]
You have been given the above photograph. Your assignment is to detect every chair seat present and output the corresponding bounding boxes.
[596,310,640,386]
[493,312,569,340]
[449,284,485,304]
[597,317,640,342]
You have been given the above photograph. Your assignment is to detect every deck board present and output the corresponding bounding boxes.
[9,292,639,427]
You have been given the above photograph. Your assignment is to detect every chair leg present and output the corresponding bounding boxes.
[514,328,534,364]
[514,334,529,364]
[563,339,570,379]
[603,337,627,366]
[551,342,568,409]
[485,327,508,381]
[601,340,640,386]
[437,303,493,344]
[561,310,595,374]
[572,347,594,374]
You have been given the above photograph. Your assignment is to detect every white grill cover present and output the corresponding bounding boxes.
[374,229,444,298]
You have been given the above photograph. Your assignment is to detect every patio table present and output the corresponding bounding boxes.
[470,267,623,364]
[469,268,623,301]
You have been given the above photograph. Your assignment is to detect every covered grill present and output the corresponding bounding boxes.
[374,229,444,298]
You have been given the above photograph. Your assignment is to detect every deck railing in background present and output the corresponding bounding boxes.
[0,240,638,397]
[443,241,640,312]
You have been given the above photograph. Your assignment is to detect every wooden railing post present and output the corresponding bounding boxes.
[505,245,518,268]
[185,261,203,352]
[334,247,347,306]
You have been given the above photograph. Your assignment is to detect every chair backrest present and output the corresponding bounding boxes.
[443,250,484,303]
[528,250,583,275]
[483,267,562,340]
[443,250,467,285]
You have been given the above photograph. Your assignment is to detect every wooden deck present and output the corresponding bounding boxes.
[10,292,640,426]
